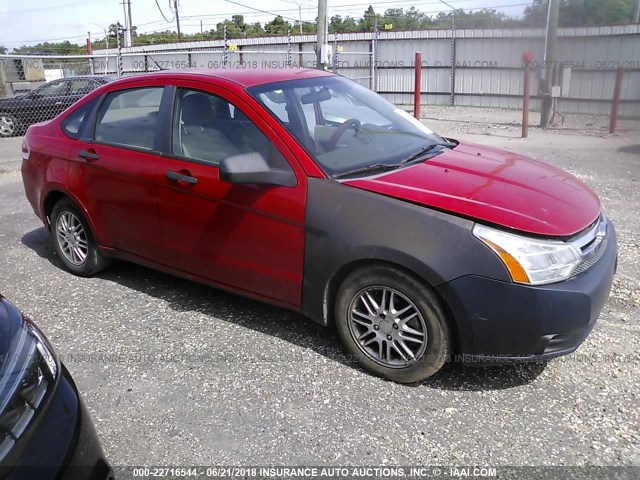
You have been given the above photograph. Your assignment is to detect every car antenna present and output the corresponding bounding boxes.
[142,50,167,71]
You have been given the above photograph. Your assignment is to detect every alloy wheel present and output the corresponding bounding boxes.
[56,211,89,266]
[348,286,428,368]
[0,115,15,136]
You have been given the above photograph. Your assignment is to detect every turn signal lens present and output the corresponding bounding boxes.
[482,238,531,283]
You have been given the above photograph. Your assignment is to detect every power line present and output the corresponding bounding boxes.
[224,0,312,24]
[4,0,535,46]
[153,0,175,23]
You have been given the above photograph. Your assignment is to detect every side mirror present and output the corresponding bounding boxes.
[219,152,296,188]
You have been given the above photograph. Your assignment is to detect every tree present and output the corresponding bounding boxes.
[523,0,635,27]
[12,41,86,55]
[379,7,431,30]
[301,20,317,34]
[432,8,512,29]
[0,46,7,55]
[214,19,245,38]
[329,14,344,33]
[358,6,380,32]
[264,15,292,35]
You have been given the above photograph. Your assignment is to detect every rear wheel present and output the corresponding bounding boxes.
[0,113,17,137]
[51,198,110,276]
[335,265,451,383]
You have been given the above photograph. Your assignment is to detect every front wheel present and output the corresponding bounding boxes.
[335,265,451,383]
[50,198,110,276]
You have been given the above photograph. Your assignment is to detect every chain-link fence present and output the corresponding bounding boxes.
[0,39,373,138]
[1,24,638,138]
[0,54,116,137]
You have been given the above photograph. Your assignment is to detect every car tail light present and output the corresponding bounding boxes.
[21,139,30,162]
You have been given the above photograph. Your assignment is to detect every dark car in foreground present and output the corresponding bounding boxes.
[0,75,116,137]
[0,295,113,479]
[21,69,617,383]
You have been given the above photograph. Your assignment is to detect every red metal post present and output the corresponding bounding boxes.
[522,51,534,138]
[609,67,624,134]
[414,51,422,119]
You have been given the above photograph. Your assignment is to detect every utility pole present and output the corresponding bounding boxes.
[540,0,559,129]
[174,0,181,38]
[122,0,133,47]
[127,0,133,46]
[316,0,328,69]
[633,0,640,23]
[298,4,303,35]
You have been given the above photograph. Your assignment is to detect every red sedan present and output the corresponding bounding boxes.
[21,69,617,383]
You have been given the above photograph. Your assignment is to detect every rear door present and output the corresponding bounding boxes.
[154,82,307,307]
[67,85,167,261]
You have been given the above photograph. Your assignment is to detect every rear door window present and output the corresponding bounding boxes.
[61,97,99,139]
[70,79,99,95]
[95,87,164,150]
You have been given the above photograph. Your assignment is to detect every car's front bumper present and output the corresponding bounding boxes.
[5,364,113,480]
[437,222,617,365]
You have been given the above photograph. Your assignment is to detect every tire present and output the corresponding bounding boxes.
[50,198,110,276]
[0,113,17,138]
[335,265,451,383]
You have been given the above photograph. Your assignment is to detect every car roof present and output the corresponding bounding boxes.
[52,75,116,83]
[113,68,334,88]
[75,75,118,81]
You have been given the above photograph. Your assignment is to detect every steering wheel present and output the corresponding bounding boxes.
[328,118,361,150]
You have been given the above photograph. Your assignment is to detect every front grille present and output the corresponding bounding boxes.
[0,347,52,462]
[572,237,607,276]
[570,215,608,278]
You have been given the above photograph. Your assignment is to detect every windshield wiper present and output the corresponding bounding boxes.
[334,141,457,179]
[400,141,457,166]
[334,163,401,179]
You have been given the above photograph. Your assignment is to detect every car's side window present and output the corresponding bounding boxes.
[95,87,163,150]
[70,80,98,95]
[36,80,68,98]
[171,88,291,171]
[61,98,98,139]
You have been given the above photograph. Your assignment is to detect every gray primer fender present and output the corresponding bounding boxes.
[301,177,510,326]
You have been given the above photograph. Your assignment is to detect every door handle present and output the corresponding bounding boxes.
[166,170,198,185]
[78,150,100,161]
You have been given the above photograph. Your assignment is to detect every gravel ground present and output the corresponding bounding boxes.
[0,108,638,470]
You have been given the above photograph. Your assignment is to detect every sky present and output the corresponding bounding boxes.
[0,0,532,48]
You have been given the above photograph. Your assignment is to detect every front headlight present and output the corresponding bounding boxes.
[0,308,58,463]
[473,224,581,285]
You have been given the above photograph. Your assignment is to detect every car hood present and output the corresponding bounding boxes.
[0,95,24,104]
[343,141,600,236]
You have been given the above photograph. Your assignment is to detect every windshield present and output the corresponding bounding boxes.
[247,76,448,177]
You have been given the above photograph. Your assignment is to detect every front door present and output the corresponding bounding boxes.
[155,85,307,307]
